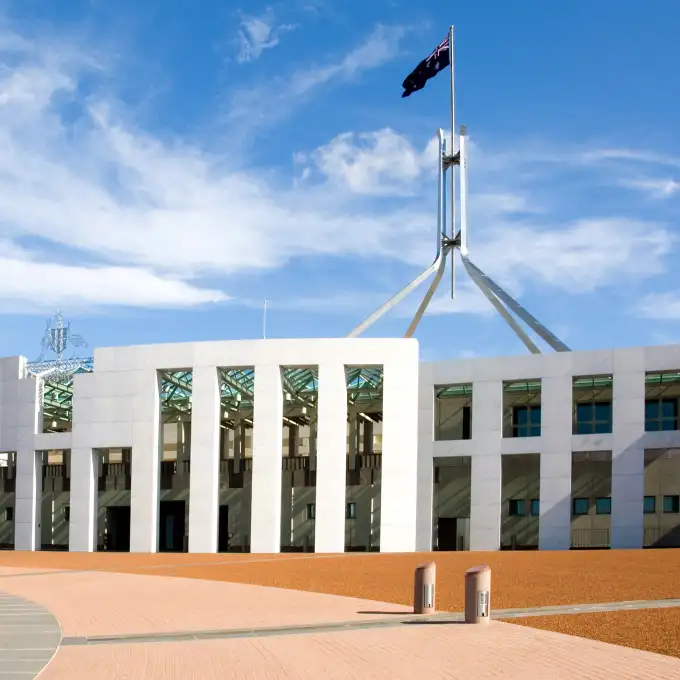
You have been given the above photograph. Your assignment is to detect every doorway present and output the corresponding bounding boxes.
[159,500,186,552]
[437,517,458,551]
[218,505,230,552]
[105,506,130,552]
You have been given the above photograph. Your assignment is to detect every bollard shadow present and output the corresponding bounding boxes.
[356,610,414,615]
[400,619,466,626]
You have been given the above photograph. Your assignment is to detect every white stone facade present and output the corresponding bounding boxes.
[0,340,679,553]
[0,339,419,553]
[417,344,680,552]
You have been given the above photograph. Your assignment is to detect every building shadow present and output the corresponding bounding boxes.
[400,618,466,626]
[356,610,413,615]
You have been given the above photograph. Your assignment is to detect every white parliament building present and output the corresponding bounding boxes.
[0,320,679,554]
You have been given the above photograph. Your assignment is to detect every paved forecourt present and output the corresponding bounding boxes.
[0,566,677,679]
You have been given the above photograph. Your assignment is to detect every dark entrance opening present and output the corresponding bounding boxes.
[106,506,130,552]
[437,517,458,551]
[218,505,230,552]
[159,500,186,552]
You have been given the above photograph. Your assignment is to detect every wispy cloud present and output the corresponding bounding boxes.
[579,148,680,168]
[235,10,297,63]
[296,128,431,196]
[302,128,675,297]
[226,23,409,130]
[0,20,675,320]
[620,177,680,199]
[634,292,680,321]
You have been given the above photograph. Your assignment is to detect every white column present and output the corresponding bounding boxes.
[347,417,358,471]
[381,356,419,552]
[130,370,161,553]
[415,363,434,551]
[69,448,98,551]
[470,380,502,551]
[309,419,317,471]
[14,450,42,550]
[233,421,245,473]
[315,362,346,553]
[188,366,220,553]
[250,364,283,553]
[612,365,645,549]
[14,376,41,551]
[539,375,573,550]
[179,421,192,468]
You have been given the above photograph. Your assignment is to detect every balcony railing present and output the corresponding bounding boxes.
[644,526,680,548]
[43,464,66,478]
[571,528,610,549]
[102,462,131,477]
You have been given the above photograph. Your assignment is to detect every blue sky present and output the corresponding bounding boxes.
[1,0,680,362]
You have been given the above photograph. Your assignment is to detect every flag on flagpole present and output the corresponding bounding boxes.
[401,35,450,98]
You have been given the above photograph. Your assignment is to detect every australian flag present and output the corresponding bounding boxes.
[401,35,450,98]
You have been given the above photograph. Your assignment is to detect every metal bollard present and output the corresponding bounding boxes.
[464,565,491,624]
[413,562,436,615]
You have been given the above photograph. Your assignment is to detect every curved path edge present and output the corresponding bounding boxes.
[0,591,61,679]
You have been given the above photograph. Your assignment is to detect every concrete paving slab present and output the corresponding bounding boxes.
[0,592,60,680]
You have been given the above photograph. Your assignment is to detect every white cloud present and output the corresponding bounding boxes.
[298,128,430,196]
[472,218,673,293]
[634,292,680,321]
[0,256,226,313]
[621,177,680,199]
[580,148,680,168]
[303,129,674,298]
[423,283,493,317]
[0,22,675,319]
[226,24,409,129]
[235,10,297,63]
[0,28,435,312]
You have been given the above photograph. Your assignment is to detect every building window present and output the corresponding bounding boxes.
[508,499,525,516]
[307,503,315,520]
[512,406,541,438]
[530,499,540,516]
[346,502,357,520]
[643,496,656,514]
[645,399,678,432]
[662,495,680,514]
[461,406,472,440]
[572,498,589,516]
[595,497,611,515]
[434,384,472,441]
[575,402,612,434]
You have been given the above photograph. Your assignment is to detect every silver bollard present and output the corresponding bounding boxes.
[464,564,491,624]
[413,561,436,615]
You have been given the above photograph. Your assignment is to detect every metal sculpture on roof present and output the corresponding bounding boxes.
[37,310,88,363]
[28,310,91,383]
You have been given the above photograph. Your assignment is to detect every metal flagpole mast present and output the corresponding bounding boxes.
[448,25,456,297]
[346,26,570,354]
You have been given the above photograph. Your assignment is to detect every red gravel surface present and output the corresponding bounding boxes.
[2,549,679,656]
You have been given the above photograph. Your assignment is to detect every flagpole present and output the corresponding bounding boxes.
[448,24,456,298]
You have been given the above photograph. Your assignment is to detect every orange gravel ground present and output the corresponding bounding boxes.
[512,608,680,659]
[2,549,680,656]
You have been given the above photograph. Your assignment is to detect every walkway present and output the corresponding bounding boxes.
[0,591,60,679]
[0,567,677,679]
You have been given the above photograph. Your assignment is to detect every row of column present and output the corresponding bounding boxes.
[66,363,418,554]
[452,372,646,551]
